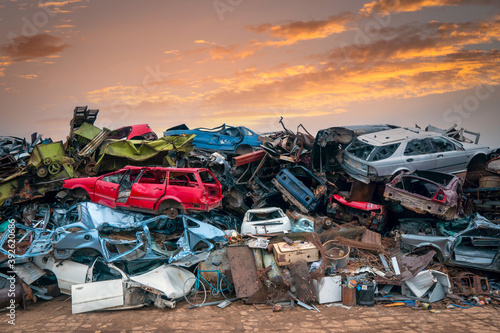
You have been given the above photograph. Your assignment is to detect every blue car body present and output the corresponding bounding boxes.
[164,124,261,153]
[271,165,323,213]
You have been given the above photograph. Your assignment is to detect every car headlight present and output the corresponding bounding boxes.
[368,166,378,176]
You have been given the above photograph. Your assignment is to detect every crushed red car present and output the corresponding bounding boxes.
[108,124,158,141]
[63,166,223,218]
[328,194,387,231]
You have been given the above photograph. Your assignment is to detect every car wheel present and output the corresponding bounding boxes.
[163,207,179,219]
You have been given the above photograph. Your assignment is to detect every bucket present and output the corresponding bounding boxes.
[479,176,500,189]
[323,241,350,268]
[356,281,375,307]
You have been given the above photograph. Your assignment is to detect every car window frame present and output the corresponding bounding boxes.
[403,138,435,156]
[429,136,458,153]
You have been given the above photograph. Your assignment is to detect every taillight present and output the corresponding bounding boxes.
[432,189,446,203]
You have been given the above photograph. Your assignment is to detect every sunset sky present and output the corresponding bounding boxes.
[1,0,499,146]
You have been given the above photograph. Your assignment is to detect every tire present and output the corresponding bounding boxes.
[219,275,234,300]
[183,277,206,306]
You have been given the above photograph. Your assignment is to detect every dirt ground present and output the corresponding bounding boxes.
[2,295,499,332]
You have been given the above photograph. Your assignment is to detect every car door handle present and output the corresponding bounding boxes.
[406,158,414,162]
[437,154,444,158]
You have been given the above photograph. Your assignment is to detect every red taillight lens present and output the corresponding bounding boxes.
[432,190,446,203]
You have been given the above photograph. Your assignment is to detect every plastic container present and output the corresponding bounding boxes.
[356,281,375,306]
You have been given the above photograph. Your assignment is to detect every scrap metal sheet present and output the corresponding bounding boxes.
[226,246,261,298]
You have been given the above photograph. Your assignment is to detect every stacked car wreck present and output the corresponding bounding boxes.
[1,107,499,314]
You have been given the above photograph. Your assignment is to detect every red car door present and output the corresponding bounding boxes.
[94,170,126,208]
[166,170,204,211]
[127,169,167,210]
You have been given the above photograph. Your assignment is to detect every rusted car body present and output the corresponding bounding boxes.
[63,166,223,218]
[311,124,397,172]
[384,170,463,220]
[271,165,325,213]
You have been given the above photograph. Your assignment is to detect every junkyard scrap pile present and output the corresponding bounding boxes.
[2,108,500,315]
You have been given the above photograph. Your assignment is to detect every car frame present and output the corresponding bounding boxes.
[399,214,500,273]
[164,123,261,154]
[241,207,291,235]
[52,203,226,264]
[63,165,223,218]
[384,170,464,220]
[342,127,491,184]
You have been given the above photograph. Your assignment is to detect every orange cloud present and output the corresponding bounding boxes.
[247,13,353,44]
[361,0,498,16]
[38,0,83,7]
[183,13,354,62]
[15,74,38,79]
[53,24,75,28]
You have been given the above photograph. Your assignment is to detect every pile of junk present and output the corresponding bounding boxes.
[1,107,500,314]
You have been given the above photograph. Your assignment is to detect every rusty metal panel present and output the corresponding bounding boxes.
[361,229,381,246]
[233,150,266,167]
[226,246,261,298]
[348,180,375,202]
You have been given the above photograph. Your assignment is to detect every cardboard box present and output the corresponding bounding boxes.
[272,241,319,266]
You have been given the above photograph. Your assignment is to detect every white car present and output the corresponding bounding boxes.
[241,207,291,235]
[32,256,194,313]
[342,127,491,184]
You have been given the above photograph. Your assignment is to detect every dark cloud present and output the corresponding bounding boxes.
[1,33,69,62]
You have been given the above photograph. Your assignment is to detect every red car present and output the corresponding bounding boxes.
[108,124,158,141]
[63,166,223,218]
